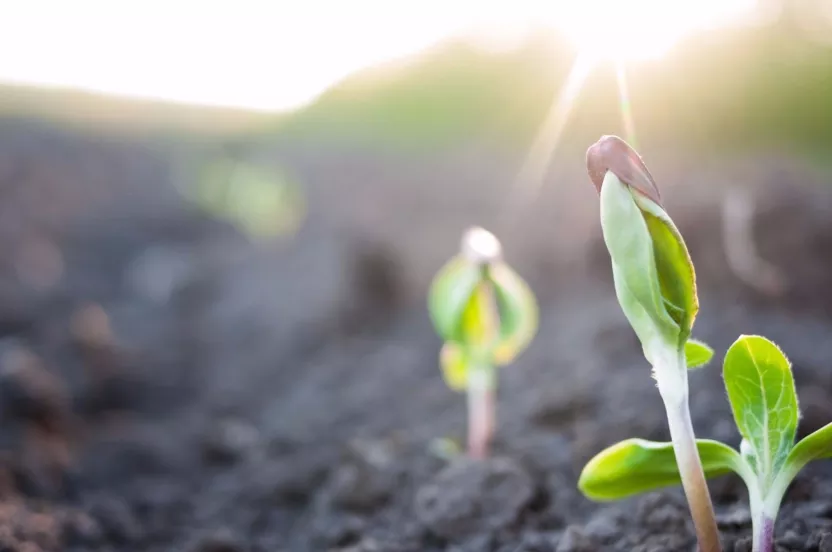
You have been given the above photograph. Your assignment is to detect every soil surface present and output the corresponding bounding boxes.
[1,120,832,551]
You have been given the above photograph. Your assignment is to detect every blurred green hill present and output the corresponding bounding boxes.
[0,82,273,138]
[2,4,830,157]
[274,8,832,157]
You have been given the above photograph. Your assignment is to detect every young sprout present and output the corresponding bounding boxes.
[580,335,832,552]
[428,227,538,458]
[584,135,722,551]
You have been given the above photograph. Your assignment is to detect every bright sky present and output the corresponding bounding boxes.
[0,0,759,112]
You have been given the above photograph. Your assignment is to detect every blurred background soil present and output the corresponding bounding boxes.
[0,119,831,552]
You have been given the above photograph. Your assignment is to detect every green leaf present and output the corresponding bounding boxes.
[428,257,481,343]
[189,160,306,239]
[723,335,799,484]
[599,172,679,351]
[489,262,538,365]
[784,421,832,475]
[459,283,495,348]
[439,342,468,391]
[578,438,743,501]
[685,339,715,369]
[769,422,832,513]
[634,193,699,342]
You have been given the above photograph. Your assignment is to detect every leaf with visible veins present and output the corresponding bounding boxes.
[723,335,798,485]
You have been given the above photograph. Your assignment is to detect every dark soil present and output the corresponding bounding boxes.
[1,120,832,551]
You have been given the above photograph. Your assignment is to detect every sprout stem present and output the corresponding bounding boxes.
[752,515,774,552]
[465,272,500,459]
[657,351,722,552]
[467,365,495,458]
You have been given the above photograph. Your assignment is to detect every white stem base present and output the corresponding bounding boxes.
[467,367,495,459]
[655,350,722,552]
[664,397,722,552]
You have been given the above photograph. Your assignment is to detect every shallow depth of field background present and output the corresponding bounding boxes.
[2,1,832,550]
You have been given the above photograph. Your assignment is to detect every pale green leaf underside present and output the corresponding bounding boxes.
[428,257,481,343]
[723,335,798,483]
[578,438,742,501]
[685,339,715,369]
[489,262,538,365]
[599,173,679,350]
[633,193,699,342]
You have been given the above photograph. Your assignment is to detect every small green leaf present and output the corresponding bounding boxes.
[439,342,468,391]
[428,257,481,343]
[685,339,715,369]
[188,160,306,239]
[784,421,832,475]
[770,422,832,512]
[489,262,538,365]
[723,335,799,484]
[428,437,463,460]
[600,172,679,350]
[578,438,742,501]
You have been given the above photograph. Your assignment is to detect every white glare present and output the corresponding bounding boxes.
[462,227,503,264]
[504,53,595,221]
[0,0,758,112]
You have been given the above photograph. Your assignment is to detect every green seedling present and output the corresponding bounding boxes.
[428,227,538,458]
[584,135,722,551]
[580,335,832,552]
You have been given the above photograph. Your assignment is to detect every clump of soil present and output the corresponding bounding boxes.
[0,120,832,551]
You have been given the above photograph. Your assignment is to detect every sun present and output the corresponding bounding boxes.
[541,0,758,62]
[500,0,758,222]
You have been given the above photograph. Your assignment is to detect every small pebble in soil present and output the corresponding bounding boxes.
[520,531,561,552]
[250,452,328,504]
[62,512,104,546]
[529,386,596,432]
[414,456,534,541]
[455,533,494,552]
[70,303,114,350]
[717,504,752,528]
[637,493,690,533]
[0,340,70,432]
[201,417,259,465]
[732,536,752,552]
[819,532,832,552]
[127,245,195,305]
[0,288,35,336]
[514,433,573,477]
[327,439,398,512]
[0,340,75,496]
[0,463,16,499]
[70,303,142,416]
[793,500,832,519]
[312,513,365,548]
[190,528,244,552]
[582,514,620,542]
[556,525,597,552]
[87,496,142,545]
[339,238,404,332]
[710,472,749,503]
[777,530,804,549]
[332,536,384,552]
